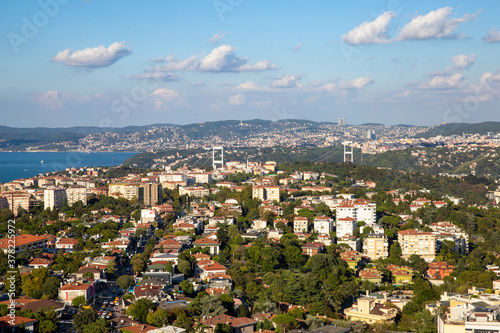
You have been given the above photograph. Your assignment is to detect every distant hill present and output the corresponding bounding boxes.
[416,122,500,138]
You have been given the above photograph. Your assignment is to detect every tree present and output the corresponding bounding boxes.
[41,277,61,299]
[180,280,195,298]
[178,260,193,276]
[83,272,94,279]
[273,314,299,333]
[117,275,135,290]
[106,260,117,275]
[127,298,155,323]
[146,308,175,327]
[214,323,231,333]
[72,295,87,308]
[74,308,98,333]
[84,319,110,333]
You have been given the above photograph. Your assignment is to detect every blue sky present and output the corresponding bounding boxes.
[1,0,500,127]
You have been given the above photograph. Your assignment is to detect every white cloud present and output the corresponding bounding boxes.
[227,94,245,105]
[150,88,182,110]
[448,54,477,71]
[130,72,180,81]
[153,55,199,72]
[338,77,374,89]
[271,75,300,88]
[480,72,500,83]
[420,73,463,89]
[151,45,277,73]
[37,91,65,110]
[396,7,478,41]
[236,81,262,91]
[483,29,500,42]
[293,43,304,50]
[341,11,396,45]
[209,32,226,43]
[52,41,131,68]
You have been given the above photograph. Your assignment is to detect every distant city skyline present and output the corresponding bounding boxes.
[2,1,500,127]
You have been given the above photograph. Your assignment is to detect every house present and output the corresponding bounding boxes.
[200,314,257,333]
[359,268,383,284]
[149,326,187,333]
[340,250,367,270]
[76,266,104,280]
[122,323,159,333]
[251,219,268,230]
[133,286,163,300]
[59,282,95,304]
[55,238,79,251]
[428,262,455,280]
[102,239,131,251]
[193,238,221,255]
[0,315,37,331]
[197,261,227,280]
[156,238,183,253]
[303,242,325,256]
[344,297,398,324]
[386,265,414,284]
[28,258,53,269]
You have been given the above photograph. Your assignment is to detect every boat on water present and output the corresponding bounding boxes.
[41,160,44,164]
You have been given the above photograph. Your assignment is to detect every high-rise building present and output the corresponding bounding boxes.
[140,183,162,206]
[252,185,281,202]
[367,130,376,140]
[363,233,388,260]
[44,188,67,210]
[66,186,88,206]
[338,117,346,126]
[108,183,140,201]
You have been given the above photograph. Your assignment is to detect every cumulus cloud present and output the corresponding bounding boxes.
[341,11,396,45]
[271,75,301,88]
[52,41,131,68]
[151,45,277,73]
[150,88,185,110]
[338,77,374,89]
[209,32,226,43]
[483,29,500,42]
[293,43,304,50]
[227,94,245,105]
[396,7,478,41]
[448,54,477,71]
[480,72,500,83]
[236,81,263,91]
[419,73,463,89]
[36,91,65,110]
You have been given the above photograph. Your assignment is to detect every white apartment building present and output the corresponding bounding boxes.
[314,216,334,235]
[398,229,436,262]
[363,233,389,260]
[294,216,309,233]
[337,235,362,252]
[251,219,268,230]
[336,199,377,225]
[44,188,67,210]
[252,185,281,202]
[66,185,87,206]
[159,173,188,183]
[108,183,140,201]
[336,217,357,238]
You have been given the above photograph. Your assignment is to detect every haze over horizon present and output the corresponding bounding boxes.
[2,1,500,128]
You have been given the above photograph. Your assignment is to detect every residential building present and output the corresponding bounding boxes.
[28,258,53,269]
[252,185,280,202]
[59,282,95,304]
[3,191,31,215]
[430,221,469,254]
[428,262,455,280]
[140,182,162,206]
[0,234,47,254]
[303,242,325,256]
[43,188,67,210]
[336,217,357,238]
[0,316,37,332]
[200,314,257,333]
[359,268,383,284]
[336,199,377,225]
[108,183,140,200]
[193,238,221,255]
[386,265,414,284]
[314,216,334,235]
[66,185,87,206]
[344,297,398,324]
[178,186,209,197]
[293,216,309,233]
[55,238,79,251]
[251,219,268,230]
[337,235,362,252]
[398,229,436,262]
[363,233,389,260]
[437,303,500,333]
